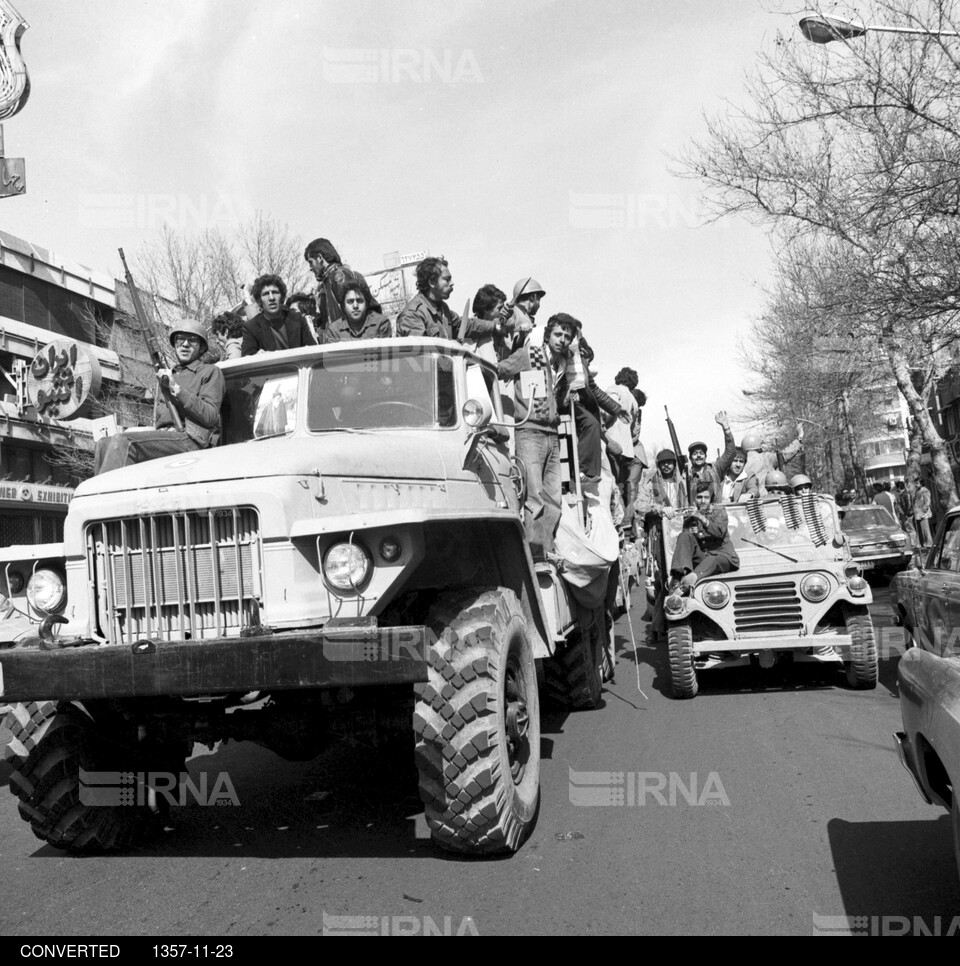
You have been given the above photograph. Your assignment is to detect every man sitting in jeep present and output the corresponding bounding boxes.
[668,481,740,593]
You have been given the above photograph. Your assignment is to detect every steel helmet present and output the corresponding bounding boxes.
[656,449,677,463]
[765,470,789,489]
[741,434,762,452]
[513,277,546,301]
[169,318,209,354]
[790,474,812,490]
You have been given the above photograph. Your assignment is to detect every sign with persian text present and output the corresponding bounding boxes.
[25,339,102,419]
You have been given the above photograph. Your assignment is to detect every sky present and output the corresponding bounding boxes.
[0,0,798,456]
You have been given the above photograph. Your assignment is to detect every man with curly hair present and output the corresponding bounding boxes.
[241,274,317,356]
[396,256,498,342]
[304,238,380,336]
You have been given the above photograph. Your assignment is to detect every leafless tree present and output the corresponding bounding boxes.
[681,0,960,509]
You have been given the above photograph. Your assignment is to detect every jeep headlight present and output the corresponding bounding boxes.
[701,581,730,609]
[800,573,830,603]
[323,542,371,591]
[26,568,66,612]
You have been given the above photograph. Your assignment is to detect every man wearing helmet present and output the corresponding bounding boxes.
[498,277,546,356]
[790,474,813,496]
[740,431,803,496]
[764,470,792,495]
[93,320,225,474]
[636,449,687,526]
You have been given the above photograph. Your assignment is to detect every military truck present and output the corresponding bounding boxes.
[0,339,610,854]
[656,494,878,698]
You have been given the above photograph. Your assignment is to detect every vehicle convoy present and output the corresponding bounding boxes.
[656,494,878,698]
[891,507,960,655]
[838,503,912,577]
[895,648,960,883]
[0,339,612,855]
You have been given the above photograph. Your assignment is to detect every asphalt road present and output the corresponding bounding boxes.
[1,580,958,937]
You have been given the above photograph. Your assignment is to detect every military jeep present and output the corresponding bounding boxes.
[0,338,608,854]
[658,494,878,698]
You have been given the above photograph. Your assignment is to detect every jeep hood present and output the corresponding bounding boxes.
[74,434,449,497]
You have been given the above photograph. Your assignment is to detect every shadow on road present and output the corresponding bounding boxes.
[826,816,960,922]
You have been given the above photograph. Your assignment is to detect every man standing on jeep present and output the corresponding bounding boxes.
[497,314,577,559]
[93,320,225,474]
[686,411,737,503]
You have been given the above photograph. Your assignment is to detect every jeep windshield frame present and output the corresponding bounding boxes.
[306,344,459,433]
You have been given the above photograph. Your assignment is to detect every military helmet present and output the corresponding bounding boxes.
[656,449,677,463]
[765,470,789,488]
[741,434,762,452]
[790,474,812,490]
[513,277,546,301]
[169,318,209,354]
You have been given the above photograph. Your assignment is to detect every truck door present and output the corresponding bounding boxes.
[463,362,518,512]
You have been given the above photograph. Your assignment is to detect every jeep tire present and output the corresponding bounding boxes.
[844,609,878,689]
[667,620,699,699]
[544,610,605,710]
[7,701,181,853]
[414,588,540,854]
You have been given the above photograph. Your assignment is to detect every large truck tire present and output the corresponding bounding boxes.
[543,611,604,710]
[6,701,180,853]
[844,609,878,690]
[414,588,540,854]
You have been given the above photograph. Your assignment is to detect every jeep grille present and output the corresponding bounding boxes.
[87,508,262,644]
[733,580,803,636]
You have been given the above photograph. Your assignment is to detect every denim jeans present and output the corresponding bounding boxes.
[516,429,562,558]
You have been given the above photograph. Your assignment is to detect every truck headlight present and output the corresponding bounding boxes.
[27,568,66,611]
[800,573,830,602]
[701,581,730,609]
[323,542,371,591]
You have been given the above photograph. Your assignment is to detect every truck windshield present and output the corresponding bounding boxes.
[307,347,457,431]
[222,368,299,445]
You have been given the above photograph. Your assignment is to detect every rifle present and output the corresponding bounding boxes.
[664,405,689,502]
[118,248,184,432]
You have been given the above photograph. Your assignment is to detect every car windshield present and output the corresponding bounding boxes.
[661,496,839,561]
[307,346,457,431]
[222,367,299,445]
[840,507,897,528]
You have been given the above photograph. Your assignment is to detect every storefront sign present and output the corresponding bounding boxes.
[25,338,102,420]
[0,481,73,506]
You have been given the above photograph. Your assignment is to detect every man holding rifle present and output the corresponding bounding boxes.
[93,320,225,474]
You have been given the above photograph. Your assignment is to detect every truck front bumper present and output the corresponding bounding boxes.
[0,624,429,702]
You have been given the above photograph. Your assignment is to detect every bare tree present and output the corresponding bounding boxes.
[681,0,960,510]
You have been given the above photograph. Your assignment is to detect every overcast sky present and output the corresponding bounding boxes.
[0,0,799,455]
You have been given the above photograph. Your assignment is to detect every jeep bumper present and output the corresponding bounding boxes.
[0,624,429,702]
[685,634,853,654]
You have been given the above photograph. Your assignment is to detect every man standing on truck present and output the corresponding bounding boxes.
[497,314,577,559]
[241,274,317,355]
[396,257,496,343]
[686,411,737,502]
[93,320,225,474]
[305,237,381,337]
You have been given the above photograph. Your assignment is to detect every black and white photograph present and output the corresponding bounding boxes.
[0,0,959,942]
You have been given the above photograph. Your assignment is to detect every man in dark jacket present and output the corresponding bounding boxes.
[687,411,737,503]
[669,481,740,593]
[241,274,317,356]
[323,284,392,342]
[396,256,497,342]
[304,238,381,336]
[94,320,225,474]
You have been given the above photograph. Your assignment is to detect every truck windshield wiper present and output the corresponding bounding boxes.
[739,537,798,563]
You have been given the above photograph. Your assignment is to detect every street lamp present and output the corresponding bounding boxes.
[799,13,960,44]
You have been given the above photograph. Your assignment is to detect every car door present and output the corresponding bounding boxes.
[917,514,960,655]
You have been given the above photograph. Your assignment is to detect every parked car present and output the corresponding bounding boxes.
[657,493,877,699]
[895,647,960,883]
[838,503,912,576]
[891,506,960,655]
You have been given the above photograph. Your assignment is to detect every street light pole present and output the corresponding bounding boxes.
[799,13,960,44]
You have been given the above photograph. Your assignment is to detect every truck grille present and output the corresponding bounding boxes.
[733,580,803,636]
[88,508,262,644]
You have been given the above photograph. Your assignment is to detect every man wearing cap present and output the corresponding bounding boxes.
[686,411,737,503]
[93,320,225,474]
[396,256,496,342]
[636,449,687,525]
